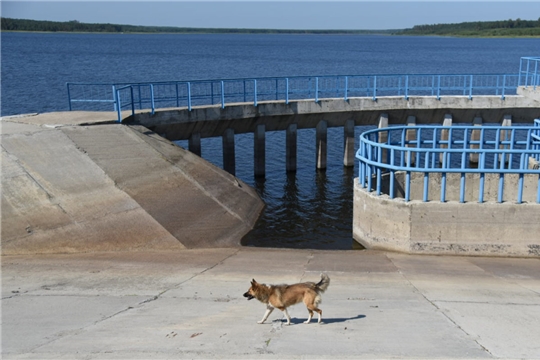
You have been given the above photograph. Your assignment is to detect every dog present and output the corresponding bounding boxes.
[243,273,330,325]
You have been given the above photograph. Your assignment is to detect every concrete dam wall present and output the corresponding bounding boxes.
[2,89,539,255]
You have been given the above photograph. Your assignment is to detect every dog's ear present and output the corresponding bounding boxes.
[251,279,257,286]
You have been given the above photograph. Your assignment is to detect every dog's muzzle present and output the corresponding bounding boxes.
[243,292,254,300]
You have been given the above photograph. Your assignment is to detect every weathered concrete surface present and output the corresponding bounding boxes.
[353,179,540,257]
[2,248,540,359]
[518,85,540,102]
[1,112,264,254]
[130,95,540,141]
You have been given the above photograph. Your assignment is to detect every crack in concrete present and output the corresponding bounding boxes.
[23,249,241,355]
[434,300,540,306]
[387,256,495,357]
[299,251,315,282]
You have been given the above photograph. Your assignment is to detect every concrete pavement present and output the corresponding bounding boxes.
[2,248,540,359]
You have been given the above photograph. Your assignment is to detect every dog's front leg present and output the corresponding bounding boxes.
[258,304,274,324]
[283,308,292,325]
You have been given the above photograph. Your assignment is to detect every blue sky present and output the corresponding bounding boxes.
[2,1,540,30]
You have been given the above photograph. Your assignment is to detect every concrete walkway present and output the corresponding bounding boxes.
[2,248,540,359]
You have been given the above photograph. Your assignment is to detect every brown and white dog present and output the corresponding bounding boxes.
[243,274,330,325]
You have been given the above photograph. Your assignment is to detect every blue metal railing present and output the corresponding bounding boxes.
[519,56,540,89]
[356,120,540,204]
[67,73,520,122]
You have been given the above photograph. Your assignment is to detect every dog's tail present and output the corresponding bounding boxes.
[315,273,330,293]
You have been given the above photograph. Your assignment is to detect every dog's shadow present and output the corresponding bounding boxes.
[287,314,366,325]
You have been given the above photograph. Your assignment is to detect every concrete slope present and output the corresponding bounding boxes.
[1,117,264,254]
[61,124,264,248]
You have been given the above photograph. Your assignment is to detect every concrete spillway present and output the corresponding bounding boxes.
[1,112,264,255]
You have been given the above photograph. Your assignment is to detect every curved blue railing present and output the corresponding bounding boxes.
[356,120,540,204]
[67,73,521,122]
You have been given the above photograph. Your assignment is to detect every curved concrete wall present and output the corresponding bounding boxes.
[353,175,540,257]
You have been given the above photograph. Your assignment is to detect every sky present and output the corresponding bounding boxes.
[2,1,540,30]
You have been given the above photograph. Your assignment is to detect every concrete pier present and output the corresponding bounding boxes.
[188,132,201,156]
[343,119,355,167]
[254,124,265,177]
[316,120,328,170]
[470,116,483,164]
[378,113,389,163]
[406,115,416,166]
[222,128,236,175]
[440,113,453,164]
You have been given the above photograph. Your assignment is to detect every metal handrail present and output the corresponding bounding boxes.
[519,56,540,89]
[67,73,521,122]
[356,123,540,204]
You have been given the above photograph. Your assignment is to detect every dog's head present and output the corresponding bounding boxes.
[243,279,258,300]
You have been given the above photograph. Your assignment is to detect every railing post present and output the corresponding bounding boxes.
[468,75,473,100]
[525,59,530,88]
[150,84,155,115]
[221,81,225,109]
[372,76,377,101]
[437,75,441,100]
[344,76,348,101]
[518,58,523,86]
[501,75,506,100]
[112,85,117,112]
[114,87,121,123]
[534,60,538,90]
[286,78,289,104]
[176,83,180,107]
[254,79,258,107]
[404,75,409,100]
[315,77,319,103]
[187,82,192,111]
[130,86,134,117]
[67,83,72,111]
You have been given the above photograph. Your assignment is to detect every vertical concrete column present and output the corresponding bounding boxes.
[440,114,452,165]
[254,124,265,178]
[470,116,482,165]
[188,132,201,156]
[500,115,512,165]
[286,123,297,173]
[343,119,355,167]
[406,116,416,166]
[378,113,389,163]
[316,120,328,170]
[222,128,235,175]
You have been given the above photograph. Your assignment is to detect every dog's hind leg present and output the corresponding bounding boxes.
[258,305,274,324]
[306,305,323,324]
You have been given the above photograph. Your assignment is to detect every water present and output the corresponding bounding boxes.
[2,32,538,249]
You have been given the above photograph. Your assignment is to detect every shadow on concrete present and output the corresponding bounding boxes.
[288,314,366,325]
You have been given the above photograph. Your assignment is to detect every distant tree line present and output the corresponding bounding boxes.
[0,18,393,34]
[397,18,540,37]
[2,17,540,37]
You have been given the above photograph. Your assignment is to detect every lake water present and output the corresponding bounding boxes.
[2,32,538,249]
